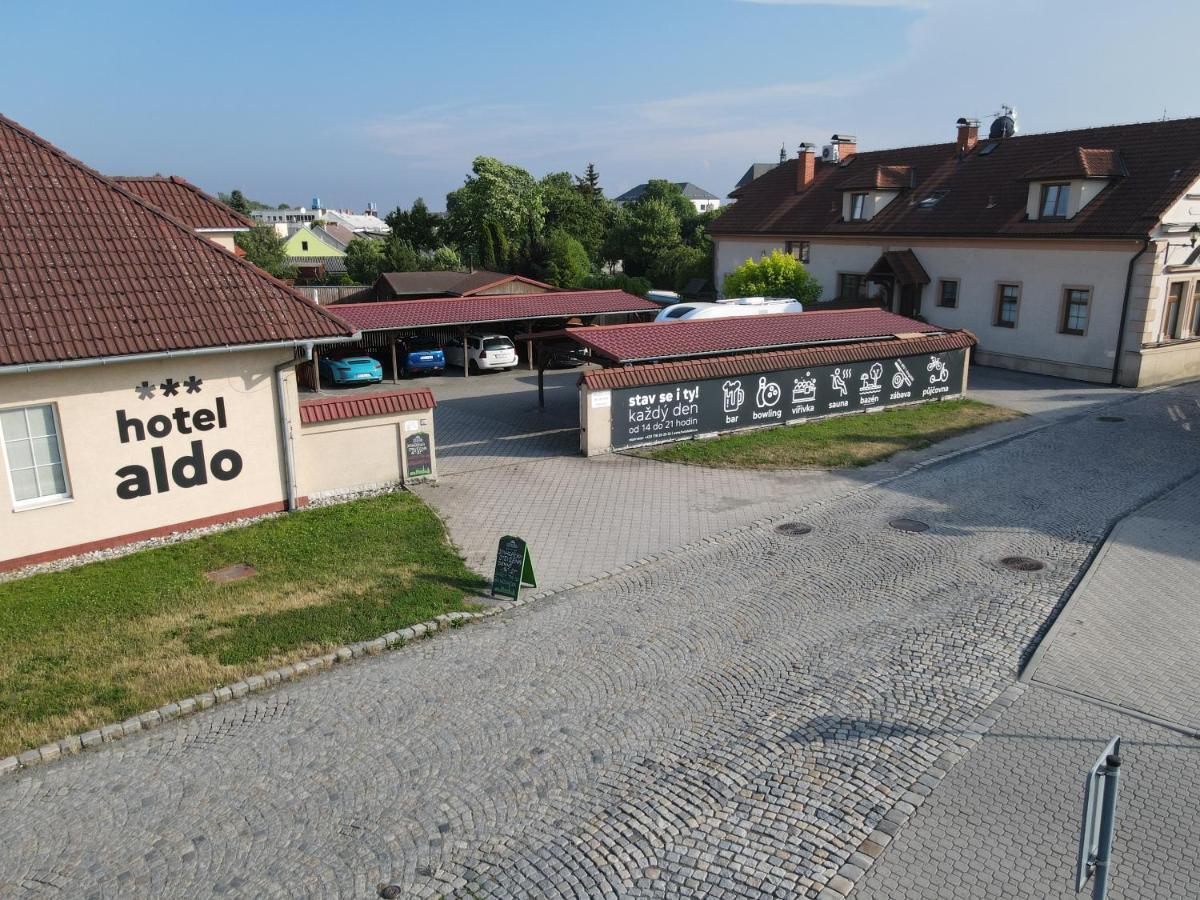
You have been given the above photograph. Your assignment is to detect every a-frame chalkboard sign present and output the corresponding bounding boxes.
[492,535,537,600]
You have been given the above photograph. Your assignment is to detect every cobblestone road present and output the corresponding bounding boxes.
[0,383,1195,899]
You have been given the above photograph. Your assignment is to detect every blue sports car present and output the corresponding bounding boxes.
[319,355,383,385]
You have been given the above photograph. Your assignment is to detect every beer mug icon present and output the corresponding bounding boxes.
[722,380,745,413]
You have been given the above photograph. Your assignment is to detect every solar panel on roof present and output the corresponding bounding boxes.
[917,190,950,209]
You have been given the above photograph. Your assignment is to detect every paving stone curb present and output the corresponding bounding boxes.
[0,386,1155,780]
[0,609,492,779]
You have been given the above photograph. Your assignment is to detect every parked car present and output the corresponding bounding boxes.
[397,335,445,377]
[542,343,590,369]
[444,333,519,372]
[319,355,382,385]
[653,296,804,322]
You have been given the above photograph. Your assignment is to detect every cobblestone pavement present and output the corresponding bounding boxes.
[1,382,1195,899]
[414,366,1127,591]
[854,685,1200,899]
[1027,470,1200,733]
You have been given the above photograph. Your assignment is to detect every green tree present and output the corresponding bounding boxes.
[650,244,710,292]
[344,237,387,284]
[581,272,652,297]
[576,163,602,198]
[541,171,607,263]
[425,245,462,271]
[636,179,696,223]
[615,198,684,279]
[721,250,822,304]
[385,237,420,273]
[538,230,592,288]
[445,157,545,267]
[235,225,295,280]
[386,197,441,253]
[226,189,251,216]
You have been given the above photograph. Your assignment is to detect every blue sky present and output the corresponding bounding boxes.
[4,0,1198,213]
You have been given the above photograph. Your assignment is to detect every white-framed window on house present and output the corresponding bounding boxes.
[849,193,868,221]
[1191,281,1200,337]
[1039,183,1070,219]
[994,282,1021,328]
[1060,287,1091,335]
[1162,282,1186,341]
[0,404,71,507]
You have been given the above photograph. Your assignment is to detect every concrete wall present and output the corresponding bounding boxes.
[298,409,436,498]
[0,349,294,568]
[714,236,1142,383]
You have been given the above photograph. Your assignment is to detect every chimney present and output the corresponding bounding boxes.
[956,117,980,156]
[831,133,857,160]
[797,143,816,191]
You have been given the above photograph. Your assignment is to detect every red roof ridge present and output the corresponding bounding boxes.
[111,174,257,228]
[298,388,436,424]
[333,287,629,311]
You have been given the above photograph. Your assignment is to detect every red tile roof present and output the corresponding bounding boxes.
[112,176,255,231]
[581,331,975,391]
[1021,147,1127,181]
[566,308,945,364]
[298,388,436,424]
[0,115,355,368]
[333,290,659,331]
[713,117,1200,239]
[374,270,557,299]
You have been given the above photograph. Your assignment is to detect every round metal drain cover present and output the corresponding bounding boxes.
[775,522,813,536]
[1097,415,1125,423]
[1001,556,1045,572]
[889,518,929,533]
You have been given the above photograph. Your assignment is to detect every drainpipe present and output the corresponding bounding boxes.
[274,343,312,512]
[1111,237,1152,386]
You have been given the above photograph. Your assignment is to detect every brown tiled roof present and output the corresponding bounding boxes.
[581,331,975,391]
[0,114,355,368]
[841,164,914,191]
[111,175,255,230]
[333,290,659,332]
[567,308,944,364]
[298,388,435,424]
[375,270,556,298]
[712,117,1200,239]
[1021,147,1127,181]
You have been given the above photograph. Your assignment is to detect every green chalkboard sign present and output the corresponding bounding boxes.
[492,535,536,600]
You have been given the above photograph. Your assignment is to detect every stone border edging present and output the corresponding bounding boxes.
[0,386,1160,779]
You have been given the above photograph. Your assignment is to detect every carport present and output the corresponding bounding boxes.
[549,308,978,455]
[315,289,659,389]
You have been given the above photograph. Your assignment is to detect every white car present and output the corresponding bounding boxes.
[444,333,519,372]
[654,296,804,322]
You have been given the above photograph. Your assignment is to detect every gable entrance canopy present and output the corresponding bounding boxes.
[867,249,930,287]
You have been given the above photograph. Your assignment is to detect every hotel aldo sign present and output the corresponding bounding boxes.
[113,374,245,499]
[609,348,966,450]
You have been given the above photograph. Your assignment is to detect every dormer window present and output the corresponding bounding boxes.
[849,193,868,221]
[1039,184,1069,219]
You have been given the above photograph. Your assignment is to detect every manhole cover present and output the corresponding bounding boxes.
[204,563,258,583]
[774,522,813,536]
[1000,556,1045,572]
[889,518,929,533]
[1097,416,1125,423]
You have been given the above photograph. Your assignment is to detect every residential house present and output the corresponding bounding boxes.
[112,175,253,252]
[733,147,788,193]
[709,116,1200,387]
[371,270,556,302]
[0,114,371,570]
[615,182,721,213]
[253,203,390,236]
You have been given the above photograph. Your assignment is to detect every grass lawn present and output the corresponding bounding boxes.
[0,492,486,756]
[638,399,1020,470]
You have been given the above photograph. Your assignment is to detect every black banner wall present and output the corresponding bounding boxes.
[609,348,966,450]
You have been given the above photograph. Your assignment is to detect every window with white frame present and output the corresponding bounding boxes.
[1039,183,1069,219]
[849,193,868,221]
[994,283,1020,328]
[1,404,70,505]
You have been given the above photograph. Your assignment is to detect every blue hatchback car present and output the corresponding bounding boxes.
[319,355,383,385]
[398,336,445,377]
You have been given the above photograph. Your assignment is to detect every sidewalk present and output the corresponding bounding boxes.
[856,469,1200,899]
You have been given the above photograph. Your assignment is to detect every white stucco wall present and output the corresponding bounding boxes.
[715,237,1137,381]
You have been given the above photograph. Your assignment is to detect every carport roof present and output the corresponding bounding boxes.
[566,308,947,364]
[330,290,658,332]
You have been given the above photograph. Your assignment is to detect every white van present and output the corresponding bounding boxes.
[653,296,804,322]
